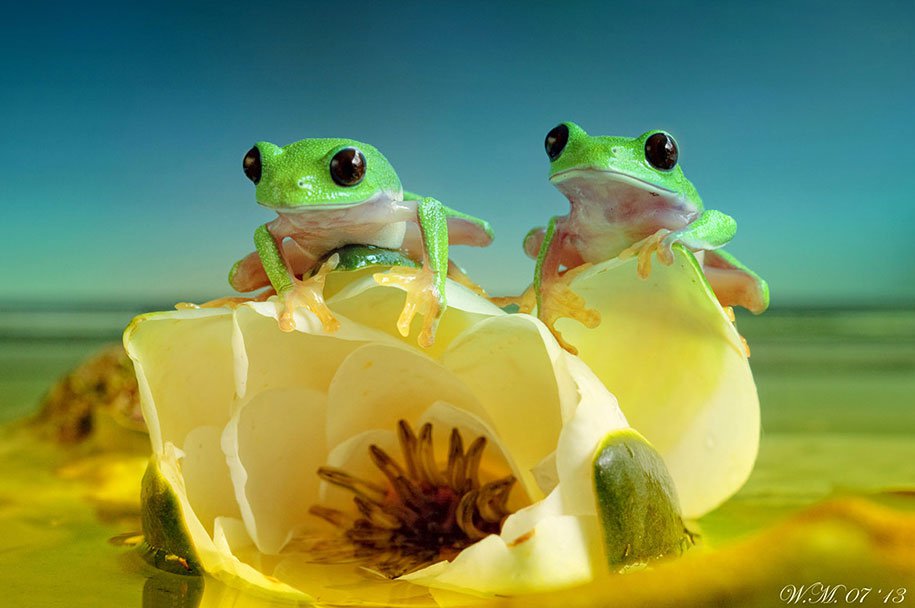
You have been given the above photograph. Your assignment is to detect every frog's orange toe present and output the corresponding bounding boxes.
[447,261,488,297]
[620,229,672,279]
[278,255,340,333]
[490,285,536,313]
[180,290,276,311]
[374,266,443,347]
[278,307,297,333]
[537,269,600,354]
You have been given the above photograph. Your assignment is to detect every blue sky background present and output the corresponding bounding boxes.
[1,1,913,306]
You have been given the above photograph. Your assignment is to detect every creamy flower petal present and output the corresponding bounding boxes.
[213,516,254,557]
[125,309,236,453]
[402,370,628,595]
[530,452,559,496]
[442,315,578,496]
[325,343,489,448]
[499,486,564,541]
[329,276,505,358]
[558,247,760,517]
[154,448,309,601]
[331,274,503,318]
[223,387,327,554]
[233,302,401,401]
[317,427,399,511]
[126,271,669,600]
[403,514,604,595]
[555,355,629,515]
[182,426,241,535]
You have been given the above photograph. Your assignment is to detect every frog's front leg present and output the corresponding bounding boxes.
[703,249,770,314]
[254,224,340,333]
[487,227,544,311]
[229,241,312,293]
[621,209,737,277]
[489,223,561,313]
[374,197,449,348]
[534,216,600,354]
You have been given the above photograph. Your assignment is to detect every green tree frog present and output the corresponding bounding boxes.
[228,137,494,347]
[524,122,769,343]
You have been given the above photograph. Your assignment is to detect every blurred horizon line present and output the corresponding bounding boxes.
[1,299,914,314]
[1,300,914,343]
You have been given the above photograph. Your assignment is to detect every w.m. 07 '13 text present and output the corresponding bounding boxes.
[780,583,907,605]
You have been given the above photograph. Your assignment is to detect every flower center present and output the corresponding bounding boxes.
[308,420,516,578]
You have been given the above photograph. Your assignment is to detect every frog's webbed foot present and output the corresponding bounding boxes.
[373,265,444,348]
[539,264,600,355]
[490,284,536,313]
[277,254,340,333]
[176,289,275,311]
[447,260,488,297]
[619,229,676,278]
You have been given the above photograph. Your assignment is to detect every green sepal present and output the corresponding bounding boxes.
[592,428,692,570]
[139,459,202,576]
[313,244,419,275]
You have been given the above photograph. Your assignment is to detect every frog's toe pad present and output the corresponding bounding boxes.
[541,278,600,329]
[374,267,444,347]
[619,229,672,278]
[538,278,600,354]
[280,275,339,333]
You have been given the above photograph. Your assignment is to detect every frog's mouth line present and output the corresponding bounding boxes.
[550,168,676,195]
[258,200,367,212]
[258,191,400,213]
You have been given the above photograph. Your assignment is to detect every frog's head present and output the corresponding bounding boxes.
[544,122,702,210]
[242,138,403,211]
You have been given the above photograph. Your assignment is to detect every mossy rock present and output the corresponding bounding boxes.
[32,345,145,444]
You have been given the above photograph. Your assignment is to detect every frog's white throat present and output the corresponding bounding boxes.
[550,168,700,262]
[270,191,411,251]
[551,168,696,216]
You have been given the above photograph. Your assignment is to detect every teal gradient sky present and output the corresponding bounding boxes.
[1,1,913,306]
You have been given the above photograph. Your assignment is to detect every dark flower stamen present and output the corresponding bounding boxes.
[307,420,517,578]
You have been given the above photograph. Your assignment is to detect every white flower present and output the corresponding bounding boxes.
[125,274,635,602]
[557,246,761,517]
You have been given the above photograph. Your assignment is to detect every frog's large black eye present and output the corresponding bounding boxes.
[243,146,262,184]
[545,124,569,161]
[329,147,367,186]
[644,132,678,170]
